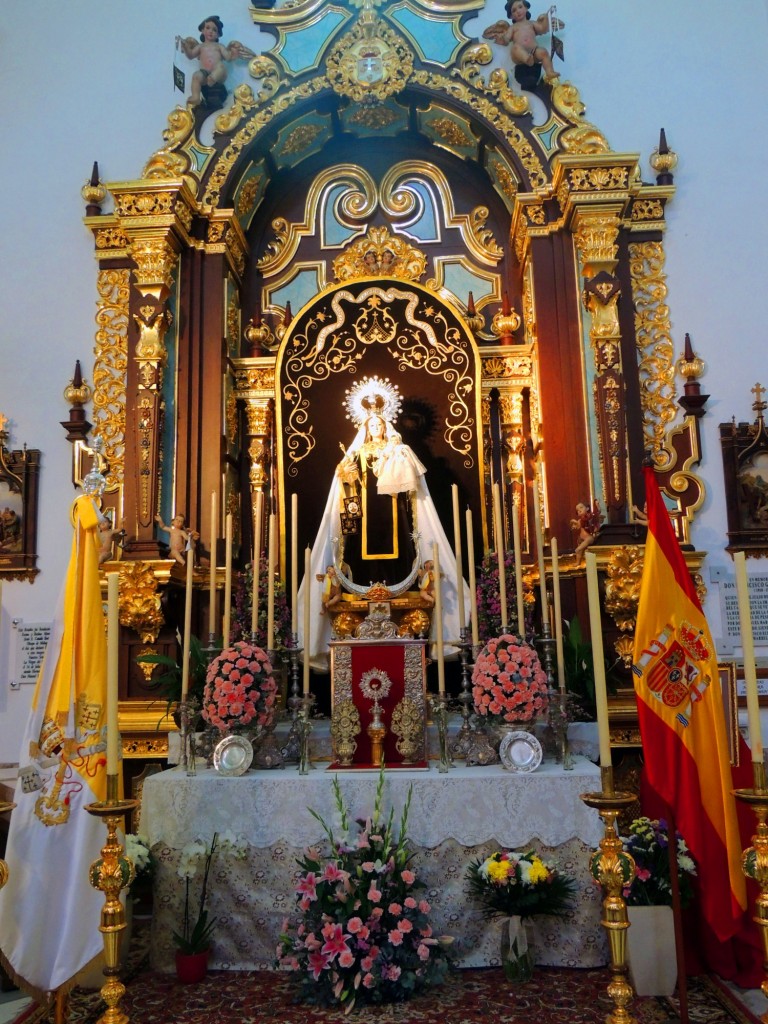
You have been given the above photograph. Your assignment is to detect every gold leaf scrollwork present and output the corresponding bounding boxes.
[333,226,426,282]
[430,118,473,148]
[628,241,677,462]
[142,107,196,182]
[603,546,644,633]
[326,16,414,106]
[93,269,129,493]
[469,207,503,258]
[117,563,165,644]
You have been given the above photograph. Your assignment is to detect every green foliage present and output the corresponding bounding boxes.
[466,850,577,920]
[562,616,621,721]
[136,634,208,719]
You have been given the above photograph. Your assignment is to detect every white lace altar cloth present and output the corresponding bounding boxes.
[143,760,607,971]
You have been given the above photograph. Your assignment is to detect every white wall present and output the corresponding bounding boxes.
[1,0,765,756]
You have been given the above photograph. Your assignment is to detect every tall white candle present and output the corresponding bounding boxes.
[585,552,611,767]
[735,551,763,760]
[222,513,233,647]
[451,484,466,631]
[465,509,479,646]
[209,490,217,639]
[291,493,299,635]
[181,536,194,699]
[106,572,120,776]
[267,512,276,650]
[532,478,549,627]
[511,492,524,635]
[551,537,566,691]
[303,545,311,694]
[433,542,445,694]
[492,483,508,629]
[251,491,263,638]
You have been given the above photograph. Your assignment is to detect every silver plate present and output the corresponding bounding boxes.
[498,730,543,773]
[212,734,254,776]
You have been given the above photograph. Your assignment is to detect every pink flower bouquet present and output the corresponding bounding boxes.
[471,633,548,723]
[201,641,277,733]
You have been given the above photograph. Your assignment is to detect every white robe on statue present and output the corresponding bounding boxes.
[298,426,469,671]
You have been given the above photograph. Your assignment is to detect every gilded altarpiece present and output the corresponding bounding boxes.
[78,0,707,766]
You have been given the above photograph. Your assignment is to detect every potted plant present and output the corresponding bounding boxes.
[174,830,248,983]
[466,849,576,983]
[621,816,697,996]
[471,633,549,745]
[276,770,453,1012]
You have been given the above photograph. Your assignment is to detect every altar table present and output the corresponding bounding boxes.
[142,760,608,971]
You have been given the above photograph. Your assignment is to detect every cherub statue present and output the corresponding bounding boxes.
[98,513,125,565]
[176,16,255,108]
[155,513,199,565]
[317,564,343,614]
[570,500,604,565]
[418,559,436,607]
[483,1,563,84]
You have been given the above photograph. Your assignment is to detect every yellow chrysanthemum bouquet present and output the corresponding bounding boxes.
[466,849,576,919]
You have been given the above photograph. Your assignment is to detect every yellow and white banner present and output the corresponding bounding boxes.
[0,495,111,996]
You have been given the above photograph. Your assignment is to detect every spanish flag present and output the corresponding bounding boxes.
[0,496,111,997]
[632,465,746,942]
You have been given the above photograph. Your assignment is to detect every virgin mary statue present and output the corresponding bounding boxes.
[298,376,468,669]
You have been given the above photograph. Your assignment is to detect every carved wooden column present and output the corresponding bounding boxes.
[232,358,276,556]
[553,154,639,524]
[109,181,197,558]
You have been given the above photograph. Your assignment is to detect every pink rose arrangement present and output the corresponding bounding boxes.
[276,771,452,1010]
[472,633,549,723]
[201,641,277,733]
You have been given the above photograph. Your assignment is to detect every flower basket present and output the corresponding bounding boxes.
[277,771,452,1011]
[201,641,277,735]
[471,634,548,730]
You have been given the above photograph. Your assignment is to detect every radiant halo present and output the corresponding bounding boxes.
[344,375,402,428]
[358,667,393,702]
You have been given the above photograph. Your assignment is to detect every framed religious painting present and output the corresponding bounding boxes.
[0,416,41,581]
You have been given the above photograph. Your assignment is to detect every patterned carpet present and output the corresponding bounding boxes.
[14,964,760,1024]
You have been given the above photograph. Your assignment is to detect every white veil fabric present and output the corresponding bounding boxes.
[298,426,469,671]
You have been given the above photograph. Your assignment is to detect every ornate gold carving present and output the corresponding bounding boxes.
[333,226,426,282]
[485,68,530,117]
[482,354,532,378]
[282,123,325,156]
[93,269,129,494]
[129,237,178,302]
[116,192,176,218]
[491,307,521,339]
[573,214,620,271]
[603,546,644,633]
[628,241,678,462]
[214,84,258,135]
[326,12,414,106]
[568,167,629,193]
[430,118,473,148]
[547,83,610,153]
[398,609,430,637]
[95,226,130,251]
[331,699,361,766]
[492,160,518,202]
[117,563,164,644]
[225,390,238,443]
[136,647,159,683]
[247,56,283,102]
[233,363,276,394]
[526,205,546,226]
[469,206,503,258]
[614,635,635,669]
[133,307,171,365]
[347,104,400,129]
[236,176,263,217]
[142,107,196,181]
[631,199,664,221]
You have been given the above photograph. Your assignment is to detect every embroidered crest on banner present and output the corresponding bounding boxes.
[632,620,712,728]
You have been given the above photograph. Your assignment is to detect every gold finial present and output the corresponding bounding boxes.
[649,128,677,185]
[81,161,107,216]
[676,333,704,382]
[752,382,767,415]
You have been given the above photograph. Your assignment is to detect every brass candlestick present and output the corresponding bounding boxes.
[735,760,768,1006]
[85,777,138,1024]
[581,767,637,1024]
[0,800,15,891]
